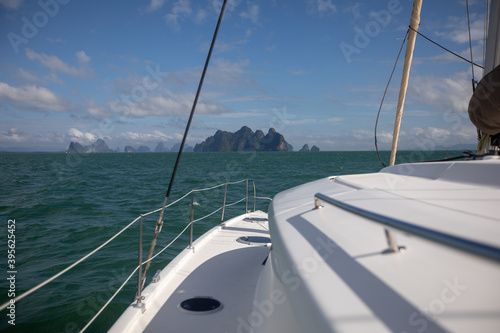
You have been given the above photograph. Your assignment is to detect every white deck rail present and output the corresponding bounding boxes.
[0,179,270,333]
[314,192,500,263]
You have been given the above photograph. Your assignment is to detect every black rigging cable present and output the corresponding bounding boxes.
[376,15,486,167]
[164,0,227,201]
[142,0,228,282]
[466,0,476,92]
[375,30,409,168]
[408,26,484,69]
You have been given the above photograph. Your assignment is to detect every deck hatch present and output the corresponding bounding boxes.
[237,236,271,246]
[178,297,223,314]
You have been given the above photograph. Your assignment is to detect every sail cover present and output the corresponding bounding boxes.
[468,64,500,135]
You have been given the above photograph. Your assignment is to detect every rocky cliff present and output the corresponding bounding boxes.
[299,144,320,152]
[194,126,293,152]
[67,139,113,153]
[299,144,310,152]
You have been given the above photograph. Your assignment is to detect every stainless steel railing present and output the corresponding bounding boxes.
[314,192,500,263]
[0,179,268,333]
[135,179,261,309]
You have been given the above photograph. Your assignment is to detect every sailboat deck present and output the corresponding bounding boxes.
[269,158,500,332]
[110,211,270,333]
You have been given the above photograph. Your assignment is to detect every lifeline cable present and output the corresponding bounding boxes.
[141,0,228,284]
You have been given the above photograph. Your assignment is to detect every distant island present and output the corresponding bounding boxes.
[66,126,320,153]
[67,139,113,153]
[194,126,293,152]
[299,144,320,152]
[67,140,194,153]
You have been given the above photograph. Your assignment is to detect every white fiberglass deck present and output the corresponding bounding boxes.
[268,158,500,333]
[110,211,270,333]
[111,159,500,333]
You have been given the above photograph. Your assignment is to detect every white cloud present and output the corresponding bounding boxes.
[218,111,267,118]
[47,37,67,44]
[148,0,166,11]
[18,68,38,82]
[109,90,224,118]
[314,123,474,151]
[76,50,91,64]
[170,57,254,88]
[408,71,471,114]
[0,82,67,112]
[87,100,112,117]
[26,49,91,77]
[66,128,97,144]
[117,130,173,144]
[240,3,259,25]
[327,117,343,123]
[206,58,260,89]
[421,44,484,68]
[211,0,244,14]
[401,125,476,149]
[290,69,309,75]
[0,0,23,9]
[165,0,193,29]
[1,128,28,143]
[212,38,249,54]
[195,9,207,24]
[309,0,336,15]
[343,3,361,19]
[435,15,485,44]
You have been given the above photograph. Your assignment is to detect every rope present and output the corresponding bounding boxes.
[375,30,409,167]
[418,150,495,163]
[193,206,224,223]
[142,196,247,265]
[215,197,246,210]
[0,216,141,312]
[192,178,247,193]
[253,196,273,201]
[408,26,484,69]
[79,266,140,333]
[141,221,193,266]
[0,177,263,333]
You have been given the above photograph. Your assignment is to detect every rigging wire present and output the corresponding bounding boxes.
[141,0,228,285]
[484,0,489,64]
[376,11,488,167]
[408,26,484,69]
[466,0,476,92]
[375,30,409,168]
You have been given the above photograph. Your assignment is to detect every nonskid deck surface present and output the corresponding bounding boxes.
[110,211,270,333]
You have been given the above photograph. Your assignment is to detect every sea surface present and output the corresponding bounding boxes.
[0,150,460,332]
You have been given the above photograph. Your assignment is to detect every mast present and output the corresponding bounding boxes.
[477,0,500,154]
[389,0,423,166]
[484,0,500,73]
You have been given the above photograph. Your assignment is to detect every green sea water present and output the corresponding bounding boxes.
[0,150,462,332]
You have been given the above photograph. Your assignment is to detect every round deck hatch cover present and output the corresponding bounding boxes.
[237,236,271,246]
[178,297,223,314]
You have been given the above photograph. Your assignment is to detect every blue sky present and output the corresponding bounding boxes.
[0,0,488,151]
